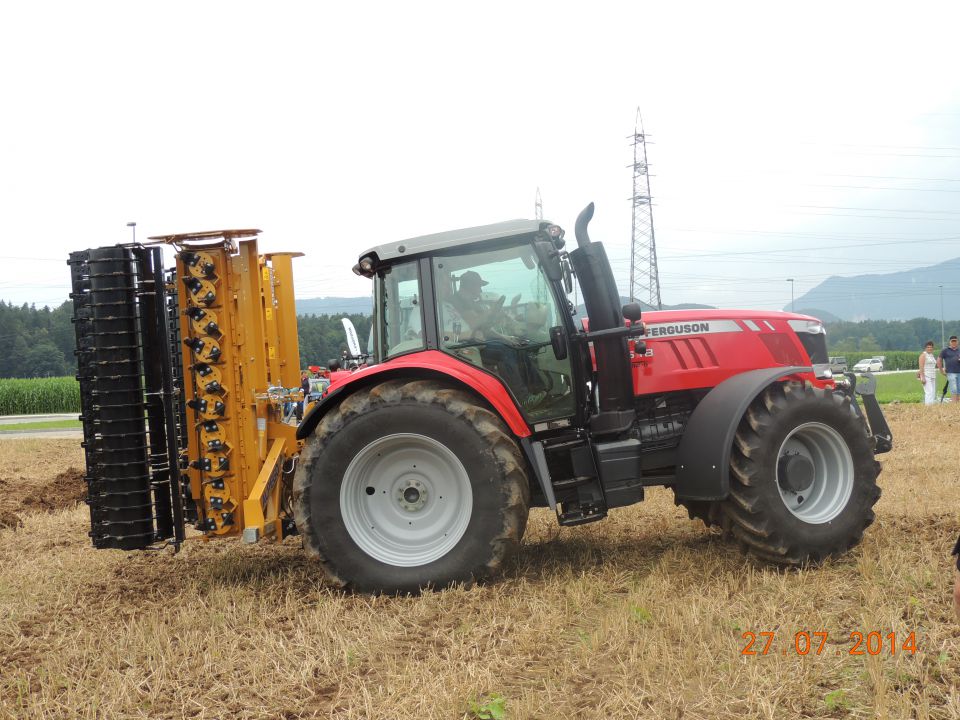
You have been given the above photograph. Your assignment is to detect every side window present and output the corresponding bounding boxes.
[380,261,424,358]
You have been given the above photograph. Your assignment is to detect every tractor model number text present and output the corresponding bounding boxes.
[740,630,918,656]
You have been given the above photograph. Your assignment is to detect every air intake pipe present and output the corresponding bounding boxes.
[568,203,636,436]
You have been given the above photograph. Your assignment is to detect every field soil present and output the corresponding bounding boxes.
[0,440,85,529]
[0,406,958,719]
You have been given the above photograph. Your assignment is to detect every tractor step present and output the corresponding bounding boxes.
[557,505,608,526]
[550,475,597,490]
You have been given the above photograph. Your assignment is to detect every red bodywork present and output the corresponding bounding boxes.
[626,309,826,395]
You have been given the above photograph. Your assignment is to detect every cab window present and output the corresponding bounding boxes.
[378,261,424,358]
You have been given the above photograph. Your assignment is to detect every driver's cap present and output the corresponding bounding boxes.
[459,270,488,288]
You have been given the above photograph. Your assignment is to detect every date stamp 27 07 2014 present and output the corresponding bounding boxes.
[740,631,918,657]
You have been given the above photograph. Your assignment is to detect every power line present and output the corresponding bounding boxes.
[791,204,960,216]
[664,226,960,239]
[796,183,960,193]
[655,235,960,260]
[816,173,960,183]
[799,142,960,152]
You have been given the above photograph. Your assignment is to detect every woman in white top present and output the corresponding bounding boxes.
[920,340,938,405]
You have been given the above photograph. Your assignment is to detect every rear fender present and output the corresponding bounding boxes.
[673,366,810,501]
[296,351,532,441]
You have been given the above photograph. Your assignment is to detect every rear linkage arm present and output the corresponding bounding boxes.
[839,371,892,454]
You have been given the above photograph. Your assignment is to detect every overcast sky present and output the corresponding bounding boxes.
[3,1,960,315]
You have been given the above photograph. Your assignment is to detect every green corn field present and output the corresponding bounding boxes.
[0,377,81,415]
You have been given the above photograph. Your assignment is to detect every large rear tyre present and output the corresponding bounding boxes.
[293,379,530,594]
[720,382,880,565]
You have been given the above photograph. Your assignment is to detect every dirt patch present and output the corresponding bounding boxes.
[0,509,22,530]
[19,468,86,512]
[0,439,87,523]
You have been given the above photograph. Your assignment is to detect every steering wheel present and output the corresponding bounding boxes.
[480,339,557,396]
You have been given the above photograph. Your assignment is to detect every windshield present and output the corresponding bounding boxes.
[433,241,575,420]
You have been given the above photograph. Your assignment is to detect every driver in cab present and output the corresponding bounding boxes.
[450,270,504,339]
[446,270,549,411]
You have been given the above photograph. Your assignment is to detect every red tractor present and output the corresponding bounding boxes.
[294,204,892,593]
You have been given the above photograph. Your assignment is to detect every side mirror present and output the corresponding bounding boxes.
[549,325,568,361]
[622,302,643,323]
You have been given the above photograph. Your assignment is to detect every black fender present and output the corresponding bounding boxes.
[673,366,810,501]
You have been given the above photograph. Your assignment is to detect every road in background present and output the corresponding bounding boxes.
[0,413,83,440]
[0,413,78,425]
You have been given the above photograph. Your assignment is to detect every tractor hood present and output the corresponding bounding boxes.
[617,308,829,398]
[640,308,824,335]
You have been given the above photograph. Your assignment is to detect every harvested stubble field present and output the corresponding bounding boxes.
[0,406,958,720]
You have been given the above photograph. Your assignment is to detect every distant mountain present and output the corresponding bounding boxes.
[660,302,717,311]
[575,298,716,316]
[296,296,371,316]
[791,257,960,321]
[795,307,842,323]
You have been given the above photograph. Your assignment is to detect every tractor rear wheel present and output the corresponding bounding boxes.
[720,382,880,565]
[293,379,530,594]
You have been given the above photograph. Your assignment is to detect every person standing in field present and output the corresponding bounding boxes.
[919,341,938,405]
[296,370,310,421]
[938,335,960,404]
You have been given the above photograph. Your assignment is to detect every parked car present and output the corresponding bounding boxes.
[853,357,884,373]
[828,356,848,373]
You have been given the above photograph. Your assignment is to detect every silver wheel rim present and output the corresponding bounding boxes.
[776,422,854,524]
[340,433,472,566]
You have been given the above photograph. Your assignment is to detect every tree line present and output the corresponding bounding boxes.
[297,313,373,369]
[0,301,75,378]
[824,318,960,353]
[0,299,951,379]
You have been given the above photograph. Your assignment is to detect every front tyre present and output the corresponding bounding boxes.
[720,382,880,565]
[293,379,530,594]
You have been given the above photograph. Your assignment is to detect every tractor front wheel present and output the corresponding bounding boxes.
[293,379,530,593]
[720,382,880,565]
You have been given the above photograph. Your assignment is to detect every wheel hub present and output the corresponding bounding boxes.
[397,480,428,511]
[778,452,815,494]
[775,421,855,524]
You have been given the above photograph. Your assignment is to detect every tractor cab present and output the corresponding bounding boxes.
[349,205,643,443]
[352,218,600,427]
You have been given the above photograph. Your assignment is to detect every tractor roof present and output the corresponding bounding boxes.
[361,219,546,263]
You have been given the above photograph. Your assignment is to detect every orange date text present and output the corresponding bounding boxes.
[740,631,917,657]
